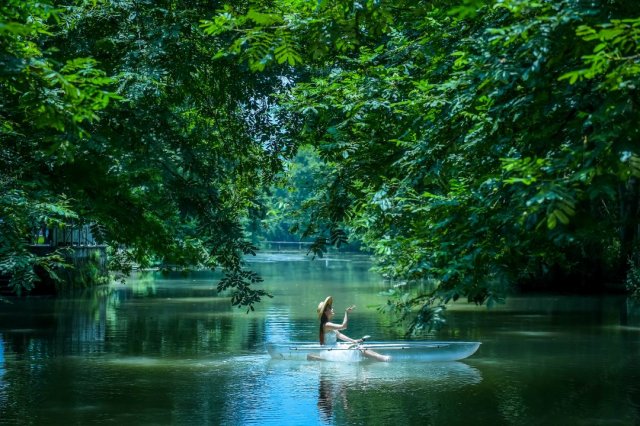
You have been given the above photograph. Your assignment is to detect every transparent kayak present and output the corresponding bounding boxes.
[266,341,481,362]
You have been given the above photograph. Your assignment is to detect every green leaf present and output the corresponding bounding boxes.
[246,9,283,26]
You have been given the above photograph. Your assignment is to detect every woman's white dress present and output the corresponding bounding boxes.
[320,330,362,362]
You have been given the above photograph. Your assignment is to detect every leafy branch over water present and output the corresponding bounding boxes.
[205,0,640,330]
[2,1,640,329]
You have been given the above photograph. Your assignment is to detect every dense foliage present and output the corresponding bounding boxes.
[1,0,285,309]
[2,0,639,330]
[1,0,114,295]
[205,0,640,331]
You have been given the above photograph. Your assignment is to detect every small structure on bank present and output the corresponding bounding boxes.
[1,223,108,296]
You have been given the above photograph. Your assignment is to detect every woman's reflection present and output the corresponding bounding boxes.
[317,373,349,422]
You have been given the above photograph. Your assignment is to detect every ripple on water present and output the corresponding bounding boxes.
[215,356,483,425]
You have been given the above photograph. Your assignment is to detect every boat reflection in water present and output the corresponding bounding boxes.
[315,361,483,422]
[235,353,484,425]
[253,356,483,424]
[307,359,483,388]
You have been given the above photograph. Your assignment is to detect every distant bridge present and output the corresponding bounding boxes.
[260,241,314,251]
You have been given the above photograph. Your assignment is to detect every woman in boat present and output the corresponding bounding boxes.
[317,296,390,362]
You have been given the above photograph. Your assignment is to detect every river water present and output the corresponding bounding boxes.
[0,252,639,425]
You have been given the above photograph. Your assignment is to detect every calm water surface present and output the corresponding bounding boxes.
[1,253,639,425]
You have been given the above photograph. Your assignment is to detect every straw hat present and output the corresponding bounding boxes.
[317,296,333,318]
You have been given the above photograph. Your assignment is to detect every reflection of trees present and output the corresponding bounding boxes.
[0,289,110,422]
[95,271,266,357]
[623,298,640,326]
[0,333,4,379]
[435,296,640,424]
[0,271,267,363]
[0,273,266,423]
[110,300,236,356]
[315,362,481,425]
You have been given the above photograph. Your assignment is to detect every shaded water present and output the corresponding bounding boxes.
[1,253,639,425]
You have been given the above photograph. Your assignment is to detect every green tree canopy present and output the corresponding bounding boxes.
[206,0,640,331]
[1,0,119,294]
[3,0,639,330]
[1,0,291,309]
